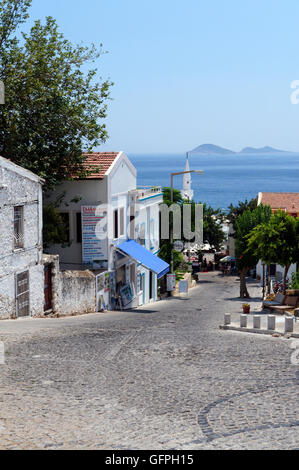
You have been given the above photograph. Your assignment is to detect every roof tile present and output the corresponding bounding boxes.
[78,152,119,179]
[260,192,299,213]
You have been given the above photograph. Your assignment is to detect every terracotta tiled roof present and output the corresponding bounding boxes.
[79,152,120,179]
[259,192,299,213]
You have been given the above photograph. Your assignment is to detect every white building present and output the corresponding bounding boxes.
[46,151,169,310]
[0,157,44,319]
[256,192,298,282]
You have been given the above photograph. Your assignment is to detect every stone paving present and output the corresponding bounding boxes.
[222,285,299,337]
[0,272,298,450]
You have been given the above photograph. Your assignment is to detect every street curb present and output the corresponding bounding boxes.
[219,325,299,338]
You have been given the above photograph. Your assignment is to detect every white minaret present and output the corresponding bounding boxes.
[181,153,194,201]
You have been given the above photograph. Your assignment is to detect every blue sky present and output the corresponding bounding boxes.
[25,0,299,153]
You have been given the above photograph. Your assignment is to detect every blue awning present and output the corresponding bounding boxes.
[117,240,170,279]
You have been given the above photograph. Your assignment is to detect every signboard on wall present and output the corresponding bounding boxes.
[82,205,108,269]
[179,280,188,294]
[120,284,134,307]
[167,274,176,292]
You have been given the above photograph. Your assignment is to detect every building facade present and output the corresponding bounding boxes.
[46,152,168,310]
[0,157,44,319]
[256,192,299,280]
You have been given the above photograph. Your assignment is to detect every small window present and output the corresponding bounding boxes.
[130,215,135,239]
[76,212,82,243]
[139,223,145,246]
[14,206,24,249]
[150,220,155,249]
[119,208,125,237]
[114,209,119,239]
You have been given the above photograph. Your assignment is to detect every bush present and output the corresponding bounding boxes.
[290,271,299,289]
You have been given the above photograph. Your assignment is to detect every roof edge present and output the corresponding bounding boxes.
[0,156,44,184]
[105,151,137,178]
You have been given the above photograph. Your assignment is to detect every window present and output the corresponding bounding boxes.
[139,223,145,246]
[114,209,119,239]
[130,263,135,284]
[119,208,125,237]
[14,206,24,249]
[60,212,70,243]
[150,219,155,250]
[76,212,82,243]
[129,215,135,239]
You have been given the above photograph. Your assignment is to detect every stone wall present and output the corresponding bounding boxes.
[0,158,44,319]
[42,254,96,316]
[60,270,96,316]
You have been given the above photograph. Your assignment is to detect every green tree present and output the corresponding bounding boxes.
[159,188,226,272]
[43,204,70,249]
[162,187,183,205]
[246,211,298,289]
[201,202,225,251]
[158,242,183,273]
[227,198,258,229]
[43,191,82,249]
[235,204,271,298]
[0,10,112,188]
[183,200,225,251]
[0,0,31,51]
[159,187,184,275]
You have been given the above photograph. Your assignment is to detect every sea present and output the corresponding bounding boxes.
[129,153,299,212]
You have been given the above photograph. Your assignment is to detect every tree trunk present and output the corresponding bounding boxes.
[283,264,290,293]
[267,265,271,295]
[240,267,250,298]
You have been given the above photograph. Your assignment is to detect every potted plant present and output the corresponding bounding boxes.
[286,271,299,296]
[242,303,250,314]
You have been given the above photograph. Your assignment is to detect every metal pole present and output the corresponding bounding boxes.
[170,173,174,274]
[262,263,265,300]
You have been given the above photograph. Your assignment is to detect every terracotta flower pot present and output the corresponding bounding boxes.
[242,305,250,314]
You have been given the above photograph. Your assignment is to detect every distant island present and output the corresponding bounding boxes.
[191,144,235,155]
[239,146,293,154]
[190,144,294,155]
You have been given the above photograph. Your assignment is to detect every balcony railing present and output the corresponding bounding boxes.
[131,186,162,199]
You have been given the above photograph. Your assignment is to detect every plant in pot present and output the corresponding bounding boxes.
[242,303,250,314]
[286,271,299,296]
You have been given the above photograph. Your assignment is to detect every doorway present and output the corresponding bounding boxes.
[16,270,30,317]
[44,264,53,312]
[149,271,154,301]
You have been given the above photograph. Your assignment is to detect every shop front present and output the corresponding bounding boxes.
[115,239,169,309]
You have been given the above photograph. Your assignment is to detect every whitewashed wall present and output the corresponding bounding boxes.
[256,260,297,282]
[134,193,163,305]
[0,159,44,319]
[45,178,108,268]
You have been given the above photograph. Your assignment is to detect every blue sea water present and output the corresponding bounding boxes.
[129,153,299,211]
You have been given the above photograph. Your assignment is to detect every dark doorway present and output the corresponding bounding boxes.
[270,264,276,276]
[44,264,53,312]
[149,271,153,300]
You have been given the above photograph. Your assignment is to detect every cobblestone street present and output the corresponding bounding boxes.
[0,272,298,450]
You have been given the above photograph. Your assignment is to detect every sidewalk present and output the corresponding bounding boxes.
[221,314,299,338]
[220,279,299,338]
